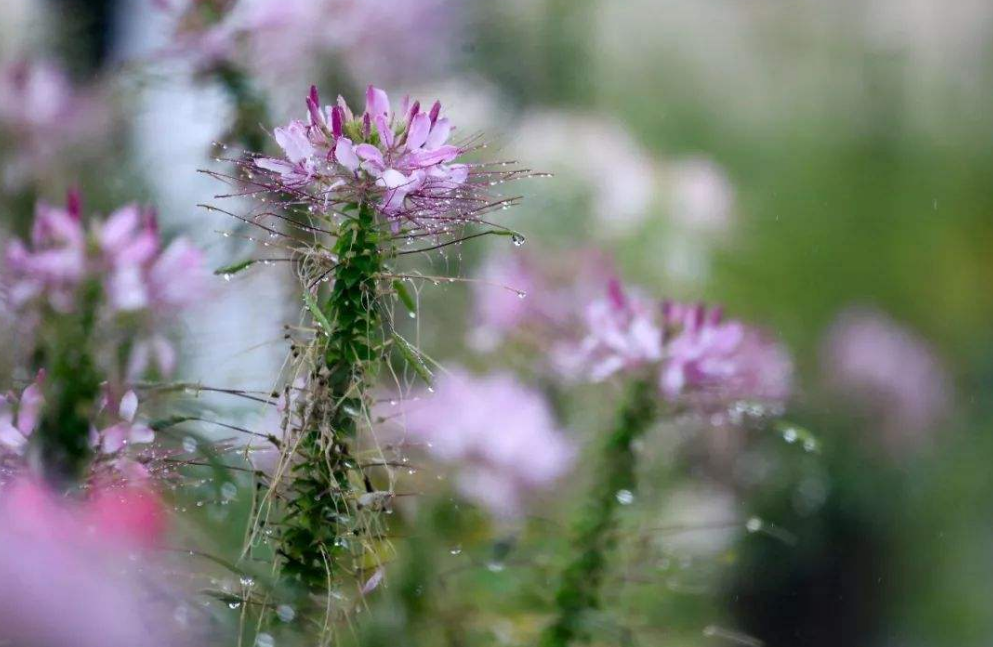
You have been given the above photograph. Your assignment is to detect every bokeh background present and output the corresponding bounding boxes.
[2,1,993,645]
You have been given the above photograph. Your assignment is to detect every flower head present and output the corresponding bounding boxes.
[659,301,792,408]
[398,369,575,518]
[556,279,663,382]
[249,84,521,234]
[559,279,793,411]
[92,389,156,455]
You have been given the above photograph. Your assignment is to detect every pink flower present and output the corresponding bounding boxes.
[659,302,793,408]
[3,195,87,312]
[558,280,664,382]
[93,390,155,454]
[254,85,486,229]
[0,370,45,455]
[821,307,951,454]
[97,205,206,314]
[0,478,178,647]
[557,278,793,410]
[470,249,615,352]
[398,369,575,518]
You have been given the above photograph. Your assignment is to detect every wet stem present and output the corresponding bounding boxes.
[35,279,103,486]
[540,379,657,647]
[277,202,387,593]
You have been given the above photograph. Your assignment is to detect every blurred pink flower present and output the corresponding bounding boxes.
[399,369,575,518]
[0,60,105,189]
[97,205,207,314]
[93,389,156,455]
[3,195,87,312]
[0,370,44,455]
[666,157,736,234]
[557,279,664,382]
[556,279,793,410]
[161,0,456,85]
[0,478,178,647]
[470,249,614,352]
[659,301,793,408]
[821,307,951,454]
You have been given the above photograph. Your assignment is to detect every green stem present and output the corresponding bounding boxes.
[539,380,657,647]
[277,202,386,592]
[34,280,103,486]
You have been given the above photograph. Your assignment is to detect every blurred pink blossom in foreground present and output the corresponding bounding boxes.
[399,369,575,518]
[822,307,951,455]
[0,479,178,647]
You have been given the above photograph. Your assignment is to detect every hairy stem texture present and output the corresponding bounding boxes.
[278,202,385,592]
[540,380,656,647]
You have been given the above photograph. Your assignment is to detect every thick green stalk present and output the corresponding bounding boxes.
[34,280,103,486]
[540,380,657,647]
[278,202,386,592]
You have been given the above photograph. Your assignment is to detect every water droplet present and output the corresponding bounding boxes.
[408,311,416,319]
[511,233,526,247]
[486,561,506,573]
[239,575,254,587]
[615,489,634,505]
[227,601,241,610]
[449,545,462,556]
[745,517,763,533]
[782,427,798,443]
[276,604,296,623]
[182,437,198,454]
[516,291,527,299]
[221,482,238,502]
[803,438,818,452]
[255,632,275,647]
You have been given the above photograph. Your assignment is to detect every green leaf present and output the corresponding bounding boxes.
[392,280,417,313]
[391,332,433,385]
[303,291,333,334]
[213,259,256,276]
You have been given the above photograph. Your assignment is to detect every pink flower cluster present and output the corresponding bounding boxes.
[398,369,575,519]
[0,478,178,647]
[560,280,793,409]
[2,192,206,376]
[255,85,485,228]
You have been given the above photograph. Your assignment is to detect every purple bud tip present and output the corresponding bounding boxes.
[409,100,421,120]
[362,113,371,138]
[309,84,320,106]
[606,278,626,310]
[142,207,159,234]
[66,188,82,220]
[306,97,322,127]
[331,105,343,138]
[691,303,706,328]
[429,100,442,125]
